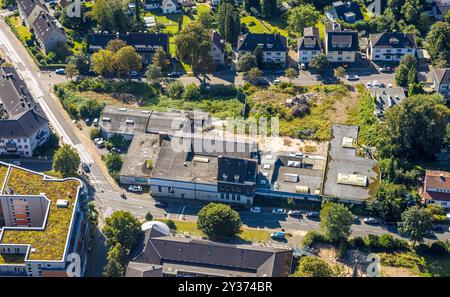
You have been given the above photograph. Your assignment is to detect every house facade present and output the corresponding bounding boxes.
[32,11,67,54]
[211,31,226,65]
[432,68,450,101]
[237,33,288,65]
[87,32,169,65]
[144,0,161,10]
[297,27,322,64]
[422,170,450,209]
[16,0,47,28]
[325,24,358,63]
[0,67,50,157]
[161,0,180,14]
[368,32,417,62]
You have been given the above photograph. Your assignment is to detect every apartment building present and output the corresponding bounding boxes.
[325,23,359,63]
[368,32,417,62]
[0,67,50,157]
[0,162,87,277]
[237,33,288,65]
[297,27,322,64]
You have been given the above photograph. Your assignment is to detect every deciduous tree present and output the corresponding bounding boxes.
[197,203,242,240]
[52,144,80,178]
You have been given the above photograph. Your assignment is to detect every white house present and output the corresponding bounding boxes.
[297,27,322,64]
[368,32,417,62]
[237,33,288,65]
[161,0,180,14]
[432,68,450,101]
[211,31,226,65]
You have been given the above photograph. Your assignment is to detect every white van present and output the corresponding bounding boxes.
[93,118,99,126]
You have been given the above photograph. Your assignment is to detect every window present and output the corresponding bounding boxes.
[158,186,162,192]
[338,51,343,55]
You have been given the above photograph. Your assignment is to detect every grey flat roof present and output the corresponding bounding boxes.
[119,133,161,179]
[323,124,380,201]
[369,87,406,112]
[151,137,258,185]
[100,106,151,136]
[257,152,325,194]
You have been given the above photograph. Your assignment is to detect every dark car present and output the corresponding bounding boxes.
[256,78,269,86]
[353,216,360,224]
[306,211,320,220]
[155,201,168,209]
[111,147,122,154]
[81,162,91,173]
[231,205,247,211]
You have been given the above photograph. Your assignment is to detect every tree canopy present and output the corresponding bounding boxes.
[288,5,320,33]
[292,256,335,277]
[197,203,242,240]
[52,144,80,178]
[103,210,141,251]
[400,206,433,246]
[319,202,353,242]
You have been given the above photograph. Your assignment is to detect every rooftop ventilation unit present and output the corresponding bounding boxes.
[342,136,355,148]
[193,156,209,163]
[263,164,271,170]
[102,117,111,122]
[284,173,299,183]
[125,119,134,124]
[295,186,310,194]
[287,160,301,168]
[337,173,368,187]
[56,199,69,208]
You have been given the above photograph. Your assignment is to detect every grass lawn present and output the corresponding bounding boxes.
[381,252,450,277]
[242,16,289,37]
[315,17,326,40]
[196,4,211,14]
[158,219,271,243]
[7,15,32,43]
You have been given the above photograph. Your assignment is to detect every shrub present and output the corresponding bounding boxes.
[183,84,201,101]
[165,219,177,230]
[337,241,348,260]
[303,231,327,247]
[415,243,430,255]
[350,236,366,250]
[200,84,237,98]
[430,241,448,256]
[167,81,185,99]
[90,127,101,140]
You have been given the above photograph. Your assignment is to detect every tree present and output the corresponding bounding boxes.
[152,47,170,71]
[197,11,215,29]
[446,10,450,23]
[400,54,417,70]
[106,39,127,53]
[112,46,142,77]
[92,0,131,32]
[175,22,214,75]
[79,99,105,118]
[292,256,334,277]
[67,53,89,74]
[237,53,257,72]
[103,153,123,175]
[285,68,297,82]
[217,3,240,45]
[103,210,141,250]
[319,202,353,242]
[261,0,277,19]
[377,94,449,160]
[145,64,162,83]
[182,83,201,101]
[167,80,185,98]
[334,66,346,79]
[243,67,263,84]
[367,182,412,222]
[400,0,422,24]
[394,63,410,87]
[65,63,79,81]
[287,5,320,33]
[400,206,433,246]
[425,22,450,65]
[253,45,263,68]
[197,203,242,240]
[103,243,125,277]
[309,53,329,73]
[91,49,114,76]
[52,144,80,178]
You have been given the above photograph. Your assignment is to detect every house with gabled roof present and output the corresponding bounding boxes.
[0,67,50,157]
[326,1,363,24]
[31,11,67,54]
[432,68,450,101]
[297,27,322,64]
[237,33,288,65]
[368,32,417,62]
[16,0,48,28]
[325,23,359,63]
[422,170,450,209]
[211,30,226,65]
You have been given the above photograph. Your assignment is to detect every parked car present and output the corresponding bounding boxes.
[346,74,359,81]
[96,140,105,148]
[306,211,320,219]
[256,78,270,86]
[250,207,261,213]
[364,217,378,225]
[431,225,445,233]
[155,201,168,208]
[300,63,307,70]
[12,160,21,166]
[129,71,138,77]
[366,81,372,88]
[379,67,390,73]
[379,83,385,88]
[167,72,181,78]
[55,68,65,75]
[353,215,360,224]
[273,79,281,85]
[128,185,143,192]
[273,70,284,76]
[93,118,99,126]
[111,147,121,154]
[93,138,102,145]
[270,231,286,240]
[387,83,393,88]
[81,162,91,173]
[85,118,92,126]
[288,210,303,218]
[272,208,286,215]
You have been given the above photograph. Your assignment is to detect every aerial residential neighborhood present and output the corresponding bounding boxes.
[0,0,449,284]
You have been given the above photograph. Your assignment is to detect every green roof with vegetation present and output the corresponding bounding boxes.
[0,165,7,191]
[0,167,81,261]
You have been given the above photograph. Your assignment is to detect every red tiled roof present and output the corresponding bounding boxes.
[422,170,450,202]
